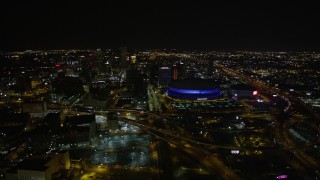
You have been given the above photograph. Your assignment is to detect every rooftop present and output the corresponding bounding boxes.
[231,84,255,91]
[16,159,49,171]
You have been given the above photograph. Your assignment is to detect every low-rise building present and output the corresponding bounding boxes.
[5,150,70,180]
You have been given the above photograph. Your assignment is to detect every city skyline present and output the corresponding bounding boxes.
[0,49,320,179]
[1,1,320,51]
[1,2,320,179]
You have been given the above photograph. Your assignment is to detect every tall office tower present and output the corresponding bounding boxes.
[119,47,129,69]
[150,63,159,86]
[80,55,92,82]
[158,66,171,88]
[109,55,120,73]
[172,64,178,80]
[130,55,137,64]
[105,61,112,74]
[129,55,137,70]
[177,62,186,79]
[95,49,106,74]
[126,69,147,98]
[207,58,214,77]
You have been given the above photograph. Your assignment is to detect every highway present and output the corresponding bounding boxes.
[123,119,241,179]
[63,105,319,179]
[62,108,241,179]
[214,62,320,171]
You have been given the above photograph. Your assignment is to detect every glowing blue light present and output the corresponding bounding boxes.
[167,87,222,100]
[168,87,220,95]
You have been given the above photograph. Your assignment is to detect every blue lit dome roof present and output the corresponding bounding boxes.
[167,78,222,100]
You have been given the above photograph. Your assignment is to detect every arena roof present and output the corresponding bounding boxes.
[167,78,222,100]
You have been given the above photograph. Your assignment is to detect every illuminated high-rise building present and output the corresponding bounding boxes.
[158,66,171,87]
[130,55,137,64]
[95,49,107,75]
[126,69,147,98]
[177,62,186,79]
[149,63,159,86]
[172,64,178,80]
[170,62,185,80]
[119,47,129,69]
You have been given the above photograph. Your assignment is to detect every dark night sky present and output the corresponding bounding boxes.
[1,1,320,51]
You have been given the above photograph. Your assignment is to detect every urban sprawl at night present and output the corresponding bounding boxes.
[0,49,320,179]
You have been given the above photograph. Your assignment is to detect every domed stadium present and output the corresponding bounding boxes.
[167,78,222,100]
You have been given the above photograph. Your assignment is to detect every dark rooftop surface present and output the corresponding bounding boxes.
[231,84,255,91]
[64,114,95,125]
[16,159,49,171]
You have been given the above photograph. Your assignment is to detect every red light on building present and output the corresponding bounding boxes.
[253,91,258,95]
[89,53,94,57]
[55,64,61,67]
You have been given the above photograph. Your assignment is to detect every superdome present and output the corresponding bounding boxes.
[167,78,222,100]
